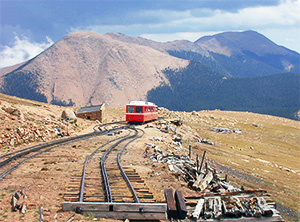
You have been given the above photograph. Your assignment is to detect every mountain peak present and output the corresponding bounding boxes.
[0,30,188,107]
[195,30,294,56]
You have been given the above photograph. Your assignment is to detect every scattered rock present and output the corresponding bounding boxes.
[233,128,242,134]
[198,138,215,146]
[191,111,199,116]
[61,109,77,123]
[150,136,165,142]
[210,127,232,134]
[171,119,183,126]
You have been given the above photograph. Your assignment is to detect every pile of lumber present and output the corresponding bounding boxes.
[190,195,275,220]
[149,150,241,194]
[149,151,284,221]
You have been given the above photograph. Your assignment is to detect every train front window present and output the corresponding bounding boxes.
[127,106,134,113]
[136,106,143,113]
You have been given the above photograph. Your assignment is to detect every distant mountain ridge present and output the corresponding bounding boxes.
[0,30,299,119]
[107,30,299,77]
[147,62,300,120]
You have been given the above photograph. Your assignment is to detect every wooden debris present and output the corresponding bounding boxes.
[192,199,204,219]
[186,194,280,221]
[198,171,214,191]
[11,195,19,211]
[146,140,283,221]
[257,197,273,217]
[175,190,187,219]
[11,189,27,213]
[39,206,44,222]
[20,203,27,214]
[164,189,177,219]
[65,213,75,222]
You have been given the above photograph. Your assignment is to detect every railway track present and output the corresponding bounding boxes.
[62,125,167,220]
[0,120,167,219]
[64,126,155,205]
[0,121,126,181]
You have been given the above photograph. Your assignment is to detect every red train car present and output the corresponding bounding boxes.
[126,101,158,122]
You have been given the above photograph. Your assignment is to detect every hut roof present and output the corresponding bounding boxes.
[77,104,105,114]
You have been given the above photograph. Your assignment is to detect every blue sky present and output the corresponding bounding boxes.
[1,0,299,68]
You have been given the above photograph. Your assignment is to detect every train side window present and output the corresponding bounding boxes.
[136,106,143,113]
[127,106,134,113]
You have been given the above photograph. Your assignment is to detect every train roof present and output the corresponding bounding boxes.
[127,101,157,106]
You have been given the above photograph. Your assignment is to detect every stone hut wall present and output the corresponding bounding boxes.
[76,110,103,121]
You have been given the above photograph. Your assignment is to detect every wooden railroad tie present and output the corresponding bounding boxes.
[164,189,187,219]
[62,202,167,220]
[175,190,187,219]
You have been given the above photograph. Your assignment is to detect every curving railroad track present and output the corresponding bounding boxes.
[64,126,157,204]
[0,121,126,180]
[0,121,167,220]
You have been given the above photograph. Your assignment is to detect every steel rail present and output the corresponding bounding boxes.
[0,131,105,168]
[93,121,127,132]
[117,127,145,203]
[79,126,130,202]
[0,142,63,180]
[0,125,127,181]
[100,127,138,202]
[0,121,126,162]
[0,120,127,167]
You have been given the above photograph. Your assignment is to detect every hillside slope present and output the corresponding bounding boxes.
[0,31,188,107]
[196,30,300,77]
[0,30,298,120]
[0,93,299,221]
[148,62,300,120]
[107,30,300,78]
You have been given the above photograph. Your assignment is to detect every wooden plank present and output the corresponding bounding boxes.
[175,190,187,219]
[185,189,268,199]
[164,189,177,219]
[62,202,167,213]
[198,215,284,221]
[192,198,204,219]
[92,211,167,220]
[113,203,166,212]
[198,171,214,191]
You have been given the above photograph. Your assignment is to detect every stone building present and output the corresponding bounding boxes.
[76,104,105,122]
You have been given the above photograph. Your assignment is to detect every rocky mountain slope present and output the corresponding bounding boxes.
[0,61,26,77]
[193,30,299,77]
[0,31,188,107]
[148,62,300,120]
[0,30,298,119]
[108,30,300,77]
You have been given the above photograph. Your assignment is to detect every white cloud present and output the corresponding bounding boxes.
[141,31,223,42]
[0,36,54,69]
[71,0,300,52]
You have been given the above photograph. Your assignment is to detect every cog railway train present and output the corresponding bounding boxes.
[126,101,158,123]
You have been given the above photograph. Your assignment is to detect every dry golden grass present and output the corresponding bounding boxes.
[177,110,300,218]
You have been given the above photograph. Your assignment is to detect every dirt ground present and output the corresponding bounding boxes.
[0,122,195,222]
[0,94,299,221]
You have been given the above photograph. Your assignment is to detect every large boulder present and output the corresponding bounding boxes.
[61,109,77,123]
[1,106,25,121]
